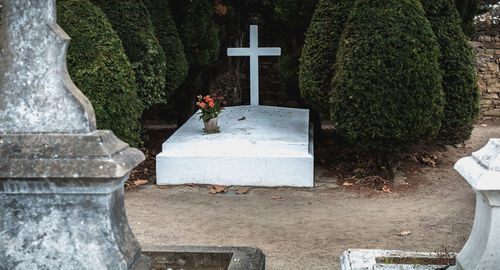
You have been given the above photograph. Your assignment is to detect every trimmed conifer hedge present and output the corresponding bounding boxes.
[57,0,143,146]
[91,0,167,108]
[168,0,220,66]
[331,0,444,152]
[143,0,188,95]
[421,0,479,145]
[454,0,480,37]
[299,0,353,114]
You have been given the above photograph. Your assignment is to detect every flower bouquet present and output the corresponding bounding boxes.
[196,94,225,134]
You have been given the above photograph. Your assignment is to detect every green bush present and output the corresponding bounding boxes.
[91,0,167,108]
[168,0,220,66]
[299,0,353,114]
[143,0,188,94]
[421,0,479,144]
[454,0,480,37]
[274,0,318,30]
[331,0,444,152]
[57,0,143,146]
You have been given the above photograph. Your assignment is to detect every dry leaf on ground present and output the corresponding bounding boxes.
[271,195,282,199]
[421,157,436,167]
[343,182,354,186]
[236,189,248,194]
[209,185,228,194]
[353,168,365,174]
[186,183,197,187]
[133,179,148,186]
[480,124,488,127]
[157,185,168,189]
[382,185,393,194]
[396,231,411,236]
[238,116,246,121]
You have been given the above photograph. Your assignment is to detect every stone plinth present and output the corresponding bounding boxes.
[156,105,314,187]
[0,131,149,269]
[452,138,500,270]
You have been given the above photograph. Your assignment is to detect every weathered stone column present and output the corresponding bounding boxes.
[0,1,150,269]
[453,138,500,270]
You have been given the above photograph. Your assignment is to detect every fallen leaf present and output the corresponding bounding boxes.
[133,179,148,186]
[382,185,393,194]
[396,231,411,236]
[157,185,168,189]
[465,145,472,149]
[209,185,228,194]
[236,189,248,194]
[214,0,228,16]
[353,168,365,174]
[343,182,354,186]
[271,195,282,199]
[238,116,246,121]
[421,157,436,167]
[480,124,488,127]
[186,183,197,187]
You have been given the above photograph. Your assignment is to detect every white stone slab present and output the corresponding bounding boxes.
[156,105,313,187]
[340,249,456,270]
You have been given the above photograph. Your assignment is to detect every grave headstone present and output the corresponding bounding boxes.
[0,1,149,269]
[157,106,313,186]
[156,26,313,187]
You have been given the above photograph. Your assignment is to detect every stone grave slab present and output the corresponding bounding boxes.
[156,105,313,187]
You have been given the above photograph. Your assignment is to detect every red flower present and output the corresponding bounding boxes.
[199,102,206,108]
[209,101,215,108]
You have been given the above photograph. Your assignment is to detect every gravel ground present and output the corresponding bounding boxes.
[124,119,500,269]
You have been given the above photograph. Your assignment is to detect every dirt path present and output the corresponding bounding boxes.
[124,119,500,269]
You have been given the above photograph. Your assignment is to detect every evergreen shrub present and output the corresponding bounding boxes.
[421,0,479,145]
[168,0,220,66]
[58,0,143,146]
[299,0,353,114]
[454,0,480,37]
[331,0,444,152]
[143,0,188,95]
[92,0,167,108]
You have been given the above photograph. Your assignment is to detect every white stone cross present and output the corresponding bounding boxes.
[227,25,281,106]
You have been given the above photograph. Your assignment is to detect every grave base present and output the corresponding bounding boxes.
[340,249,456,270]
[156,106,313,187]
[142,245,265,270]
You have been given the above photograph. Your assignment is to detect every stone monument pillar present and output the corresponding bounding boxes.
[452,138,500,270]
[0,1,150,269]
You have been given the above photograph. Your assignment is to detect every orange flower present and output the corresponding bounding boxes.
[199,102,206,108]
[209,101,215,108]
[203,95,212,102]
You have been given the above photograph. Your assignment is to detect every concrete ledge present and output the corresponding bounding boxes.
[142,245,265,270]
[340,249,455,270]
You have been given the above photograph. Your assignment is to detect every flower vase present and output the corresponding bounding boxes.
[203,117,219,134]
